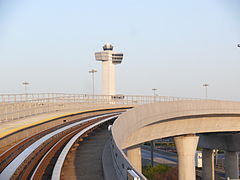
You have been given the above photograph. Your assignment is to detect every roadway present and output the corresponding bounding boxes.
[142,147,228,180]
[141,148,177,165]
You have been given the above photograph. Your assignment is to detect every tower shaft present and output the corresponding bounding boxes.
[102,61,115,95]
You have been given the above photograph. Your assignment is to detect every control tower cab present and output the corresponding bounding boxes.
[95,43,123,64]
[95,43,123,95]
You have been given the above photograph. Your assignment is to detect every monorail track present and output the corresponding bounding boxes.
[0,110,122,180]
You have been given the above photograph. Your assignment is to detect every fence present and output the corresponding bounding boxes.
[0,93,197,122]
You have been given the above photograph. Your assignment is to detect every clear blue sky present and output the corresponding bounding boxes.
[0,0,240,100]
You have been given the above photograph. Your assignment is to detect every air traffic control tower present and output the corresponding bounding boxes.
[95,43,123,95]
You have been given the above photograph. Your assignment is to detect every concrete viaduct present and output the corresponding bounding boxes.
[111,100,240,180]
[1,94,240,180]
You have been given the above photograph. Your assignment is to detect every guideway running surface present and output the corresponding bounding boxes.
[61,123,110,180]
[0,113,118,180]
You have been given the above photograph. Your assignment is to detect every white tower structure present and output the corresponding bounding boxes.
[95,43,123,95]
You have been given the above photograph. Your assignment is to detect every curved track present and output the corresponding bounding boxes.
[0,110,123,180]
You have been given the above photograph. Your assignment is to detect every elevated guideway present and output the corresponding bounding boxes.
[0,93,194,122]
[0,108,124,180]
[111,100,240,180]
[0,93,195,180]
[4,93,238,180]
[0,93,194,148]
[0,106,128,151]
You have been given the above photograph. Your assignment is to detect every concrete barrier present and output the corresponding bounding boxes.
[110,138,147,180]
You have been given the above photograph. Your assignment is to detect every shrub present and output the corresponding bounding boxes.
[142,164,172,180]
[152,167,178,180]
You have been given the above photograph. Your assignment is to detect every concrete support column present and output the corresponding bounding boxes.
[174,135,199,180]
[127,146,142,173]
[224,151,239,179]
[202,148,215,180]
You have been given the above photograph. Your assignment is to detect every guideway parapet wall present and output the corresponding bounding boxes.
[0,93,196,122]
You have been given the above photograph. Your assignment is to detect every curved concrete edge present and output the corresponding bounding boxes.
[121,115,240,149]
[112,100,240,149]
[102,138,118,180]
[110,137,147,180]
[111,100,240,180]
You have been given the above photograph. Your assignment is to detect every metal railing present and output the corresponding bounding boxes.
[0,93,197,122]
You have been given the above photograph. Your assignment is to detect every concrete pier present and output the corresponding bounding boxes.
[174,135,199,180]
[127,146,142,173]
[202,148,215,180]
[224,151,239,179]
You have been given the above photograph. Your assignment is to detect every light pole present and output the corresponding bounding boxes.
[22,82,30,101]
[152,88,157,104]
[203,84,209,99]
[152,88,157,96]
[89,69,97,95]
[22,82,30,95]
[151,88,157,167]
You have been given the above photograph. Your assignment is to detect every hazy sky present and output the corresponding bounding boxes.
[0,0,240,100]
